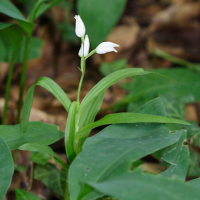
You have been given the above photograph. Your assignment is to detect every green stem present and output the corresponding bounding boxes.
[2,51,17,124]
[17,35,31,124]
[28,0,47,23]
[77,57,85,104]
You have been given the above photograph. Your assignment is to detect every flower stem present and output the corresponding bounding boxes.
[17,35,31,123]
[64,172,70,200]
[2,51,17,124]
[77,57,85,104]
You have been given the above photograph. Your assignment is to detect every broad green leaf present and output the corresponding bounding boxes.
[0,121,64,150]
[21,77,71,133]
[0,136,14,200]
[186,178,200,190]
[79,68,150,114]
[65,101,79,163]
[154,49,200,72]
[87,171,200,200]
[15,188,41,200]
[78,0,128,48]
[161,131,189,181]
[100,59,127,76]
[75,112,189,154]
[34,163,66,197]
[83,97,168,148]
[120,68,200,110]
[0,0,34,34]
[69,129,183,200]
[19,143,68,170]
[30,151,52,165]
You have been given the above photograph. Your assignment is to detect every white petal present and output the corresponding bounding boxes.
[74,15,85,37]
[78,44,83,57]
[96,42,119,54]
[83,35,90,57]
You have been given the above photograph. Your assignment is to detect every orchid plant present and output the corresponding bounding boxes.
[1,14,200,200]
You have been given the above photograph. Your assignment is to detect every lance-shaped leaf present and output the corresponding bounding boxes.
[65,101,79,163]
[21,77,71,133]
[19,143,68,170]
[0,121,64,150]
[15,189,41,200]
[161,131,189,181]
[75,112,189,154]
[0,136,14,200]
[78,68,149,114]
[74,92,105,153]
[0,0,34,35]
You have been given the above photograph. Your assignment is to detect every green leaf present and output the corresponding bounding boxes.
[36,0,63,18]
[186,178,200,190]
[161,131,189,181]
[0,0,34,34]
[0,121,64,150]
[77,0,128,48]
[30,151,52,165]
[100,59,127,76]
[19,143,68,170]
[75,112,189,154]
[21,77,71,133]
[34,163,66,197]
[87,171,200,200]
[187,151,200,177]
[74,92,105,153]
[120,68,200,110]
[83,97,168,148]
[0,135,14,200]
[69,129,183,200]
[160,95,185,119]
[79,68,150,114]
[65,101,79,163]
[15,188,41,200]
[0,23,23,52]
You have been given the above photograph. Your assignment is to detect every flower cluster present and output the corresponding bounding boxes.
[74,15,119,58]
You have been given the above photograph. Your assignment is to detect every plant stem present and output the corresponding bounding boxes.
[17,35,31,123]
[77,57,85,104]
[2,51,17,124]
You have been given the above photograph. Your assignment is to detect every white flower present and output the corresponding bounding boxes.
[96,42,119,54]
[74,15,85,37]
[78,35,90,57]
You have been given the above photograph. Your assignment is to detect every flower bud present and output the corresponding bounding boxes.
[78,35,90,57]
[74,15,85,37]
[96,42,119,54]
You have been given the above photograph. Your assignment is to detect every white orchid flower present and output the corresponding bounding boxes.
[78,35,90,57]
[74,15,85,37]
[96,42,119,54]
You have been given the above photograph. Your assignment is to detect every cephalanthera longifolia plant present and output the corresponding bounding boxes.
[1,14,200,200]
